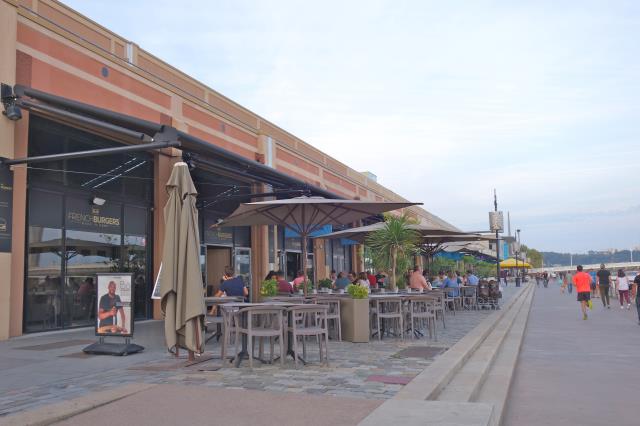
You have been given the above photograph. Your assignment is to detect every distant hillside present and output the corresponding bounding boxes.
[542,250,640,267]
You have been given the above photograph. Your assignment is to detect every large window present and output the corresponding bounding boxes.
[24,117,153,333]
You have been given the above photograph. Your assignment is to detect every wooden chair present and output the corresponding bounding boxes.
[406,295,437,340]
[375,298,404,340]
[462,286,478,310]
[286,305,330,367]
[233,306,285,369]
[316,298,341,341]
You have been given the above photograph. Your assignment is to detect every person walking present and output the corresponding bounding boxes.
[572,265,593,320]
[633,273,640,325]
[565,271,573,294]
[589,269,599,298]
[596,264,611,308]
[615,269,631,310]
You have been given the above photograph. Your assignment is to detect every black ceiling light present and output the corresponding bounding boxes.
[1,83,22,121]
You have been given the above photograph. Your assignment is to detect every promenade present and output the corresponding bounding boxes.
[504,283,640,426]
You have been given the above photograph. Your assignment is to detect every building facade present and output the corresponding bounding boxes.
[0,0,455,339]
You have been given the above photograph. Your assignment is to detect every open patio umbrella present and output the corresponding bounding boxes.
[500,258,532,268]
[159,162,205,359]
[217,196,419,295]
[316,222,466,244]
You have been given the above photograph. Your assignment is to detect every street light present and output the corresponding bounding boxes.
[516,229,521,287]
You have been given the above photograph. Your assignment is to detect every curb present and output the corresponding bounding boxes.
[0,383,156,426]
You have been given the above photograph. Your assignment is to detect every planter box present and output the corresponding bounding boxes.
[340,298,370,343]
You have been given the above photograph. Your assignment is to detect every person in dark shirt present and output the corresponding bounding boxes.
[215,267,248,298]
[275,270,293,294]
[375,271,386,288]
[98,281,126,332]
[596,264,611,308]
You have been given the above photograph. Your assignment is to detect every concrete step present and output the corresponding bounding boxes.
[475,284,535,426]
[435,284,531,402]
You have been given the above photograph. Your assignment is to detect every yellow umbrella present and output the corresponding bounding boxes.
[500,258,532,268]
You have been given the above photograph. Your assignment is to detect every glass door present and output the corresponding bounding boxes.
[233,247,251,297]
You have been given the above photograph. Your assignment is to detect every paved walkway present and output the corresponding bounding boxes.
[504,284,640,426]
[0,287,520,420]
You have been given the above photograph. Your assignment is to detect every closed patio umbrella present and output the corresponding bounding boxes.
[217,196,420,295]
[159,162,205,359]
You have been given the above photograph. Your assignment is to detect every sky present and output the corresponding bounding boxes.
[63,0,640,253]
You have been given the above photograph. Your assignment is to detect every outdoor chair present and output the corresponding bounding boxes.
[406,296,437,340]
[286,305,330,367]
[316,298,342,341]
[462,286,478,310]
[428,290,446,329]
[444,290,462,314]
[375,298,404,340]
[477,283,492,309]
[233,306,286,368]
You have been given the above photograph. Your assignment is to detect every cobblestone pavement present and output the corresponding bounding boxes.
[0,286,520,418]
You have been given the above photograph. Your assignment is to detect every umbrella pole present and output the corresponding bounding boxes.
[301,234,309,297]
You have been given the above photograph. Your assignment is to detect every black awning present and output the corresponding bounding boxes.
[10,84,341,199]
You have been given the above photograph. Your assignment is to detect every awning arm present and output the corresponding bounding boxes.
[1,140,180,166]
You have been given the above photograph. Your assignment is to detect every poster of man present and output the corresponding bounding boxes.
[96,274,133,336]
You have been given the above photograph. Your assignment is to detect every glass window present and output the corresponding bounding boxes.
[234,226,251,247]
[124,234,148,319]
[24,225,63,332]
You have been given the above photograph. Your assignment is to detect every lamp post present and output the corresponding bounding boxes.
[489,190,503,283]
[516,229,521,287]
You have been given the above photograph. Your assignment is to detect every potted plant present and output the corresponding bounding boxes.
[340,284,370,342]
[296,279,312,295]
[260,278,278,297]
[318,278,333,292]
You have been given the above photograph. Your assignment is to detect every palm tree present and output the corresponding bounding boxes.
[366,214,421,290]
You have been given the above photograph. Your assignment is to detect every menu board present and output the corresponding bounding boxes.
[96,273,133,337]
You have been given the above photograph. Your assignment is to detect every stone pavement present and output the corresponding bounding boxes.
[504,283,640,426]
[0,286,519,422]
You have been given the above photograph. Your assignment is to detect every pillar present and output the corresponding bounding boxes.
[0,0,18,340]
[250,183,269,302]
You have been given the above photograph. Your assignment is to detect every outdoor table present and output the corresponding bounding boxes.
[204,296,245,342]
[221,301,303,367]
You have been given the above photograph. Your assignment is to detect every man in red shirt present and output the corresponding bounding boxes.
[367,270,377,289]
[572,265,593,320]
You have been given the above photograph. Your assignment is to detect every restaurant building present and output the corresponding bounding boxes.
[0,0,456,339]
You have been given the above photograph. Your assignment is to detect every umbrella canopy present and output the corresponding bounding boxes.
[316,222,465,243]
[159,162,205,355]
[218,196,419,294]
[500,258,532,268]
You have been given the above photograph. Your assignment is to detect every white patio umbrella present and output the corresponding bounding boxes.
[217,196,420,295]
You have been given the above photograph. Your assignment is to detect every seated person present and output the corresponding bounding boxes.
[357,272,370,288]
[215,267,248,299]
[276,270,293,294]
[292,270,306,290]
[443,271,460,297]
[367,270,377,288]
[334,272,351,290]
[431,271,446,288]
[409,266,432,291]
[375,271,387,288]
[467,270,479,286]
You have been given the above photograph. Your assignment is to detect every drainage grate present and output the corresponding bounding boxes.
[15,339,95,351]
[394,346,447,359]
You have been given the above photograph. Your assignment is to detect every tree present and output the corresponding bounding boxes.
[366,213,420,290]
[521,244,543,268]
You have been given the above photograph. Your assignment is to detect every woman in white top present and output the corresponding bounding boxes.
[357,272,370,288]
[615,269,631,309]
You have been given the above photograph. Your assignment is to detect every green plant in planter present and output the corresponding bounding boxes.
[260,278,278,297]
[346,284,369,299]
[296,279,312,293]
[318,278,333,289]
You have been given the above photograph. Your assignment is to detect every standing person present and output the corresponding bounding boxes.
[443,271,460,297]
[596,264,611,308]
[572,265,593,320]
[589,269,599,298]
[467,270,479,286]
[615,269,631,310]
[366,270,377,288]
[633,273,640,325]
[564,271,574,294]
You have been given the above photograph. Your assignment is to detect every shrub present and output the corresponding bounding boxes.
[260,278,278,297]
[346,284,369,299]
[318,278,333,289]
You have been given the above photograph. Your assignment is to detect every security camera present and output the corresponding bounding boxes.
[91,197,106,206]
[2,103,22,121]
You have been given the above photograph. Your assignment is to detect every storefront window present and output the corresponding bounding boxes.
[24,117,153,333]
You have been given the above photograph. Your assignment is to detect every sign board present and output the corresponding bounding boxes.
[489,211,504,232]
[0,165,13,252]
[151,263,162,299]
[96,273,133,337]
